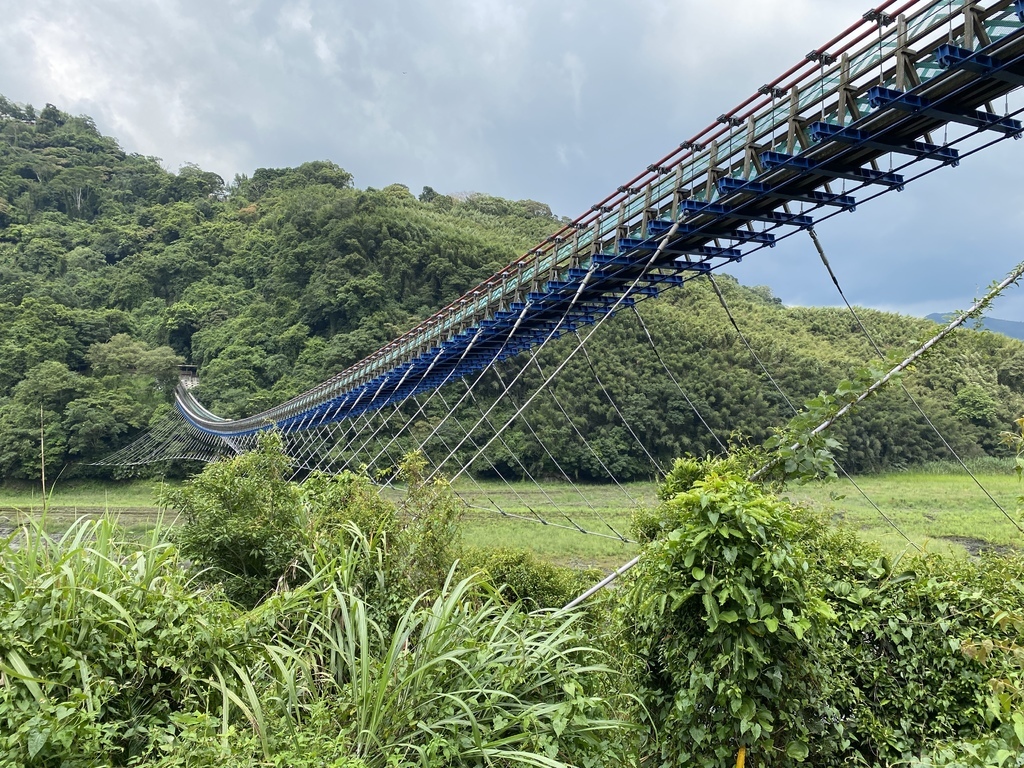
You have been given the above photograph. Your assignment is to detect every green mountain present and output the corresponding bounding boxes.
[2,94,1023,481]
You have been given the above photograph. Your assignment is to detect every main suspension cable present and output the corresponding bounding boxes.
[708,273,921,550]
[806,226,1017,526]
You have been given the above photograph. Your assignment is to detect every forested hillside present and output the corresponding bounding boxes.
[2,95,1023,482]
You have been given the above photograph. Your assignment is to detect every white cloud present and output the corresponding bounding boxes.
[562,52,585,115]
[313,35,335,69]
[279,1,313,34]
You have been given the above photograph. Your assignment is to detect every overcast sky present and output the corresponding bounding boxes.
[2,0,1023,319]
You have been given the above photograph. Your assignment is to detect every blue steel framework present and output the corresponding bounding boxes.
[175,0,1024,444]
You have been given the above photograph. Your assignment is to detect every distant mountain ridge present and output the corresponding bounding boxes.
[926,313,1024,341]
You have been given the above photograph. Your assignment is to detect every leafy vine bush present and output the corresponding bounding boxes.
[621,467,838,767]
[623,458,1024,767]
[634,449,771,541]
[817,547,1024,767]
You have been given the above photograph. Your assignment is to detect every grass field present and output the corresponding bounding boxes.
[2,469,1022,570]
[786,471,1024,556]
[453,480,650,570]
[0,479,183,533]
[459,470,1024,568]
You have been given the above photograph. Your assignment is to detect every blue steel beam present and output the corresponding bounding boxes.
[715,177,858,209]
[868,85,1023,133]
[758,150,905,188]
[936,43,1024,86]
[676,200,815,228]
[808,121,960,163]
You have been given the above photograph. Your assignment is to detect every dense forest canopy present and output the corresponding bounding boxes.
[1,95,1023,482]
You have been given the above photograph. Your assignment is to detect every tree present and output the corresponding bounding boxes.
[0,361,92,478]
[35,103,65,133]
[52,166,104,218]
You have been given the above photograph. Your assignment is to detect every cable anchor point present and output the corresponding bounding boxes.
[758,84,787,98]
[806,50,836,65]
[863,9,895,25]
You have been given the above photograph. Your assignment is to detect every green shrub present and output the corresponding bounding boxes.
[460,546,599,609]
[146,704,369,768]
[391,452,464,597]
[302,469,397,544]
[656,450,767,503]
[162,432,306,607]
[817,550,1024,766]
[636,450,770,543]
[788,506,1024,764]
[164,442,467,617]
[624,454,1024,766]
[917,730,1024,767]
[620,466,840,767]
[302,452,468,619]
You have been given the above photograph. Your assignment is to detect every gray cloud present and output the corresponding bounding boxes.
[1,0,1022,318]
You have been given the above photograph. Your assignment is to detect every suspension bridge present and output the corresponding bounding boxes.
[104,0,1024,546]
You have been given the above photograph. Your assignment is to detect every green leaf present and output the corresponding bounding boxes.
[1013,712,1024,746]
[28,729,48,760]
[786,740,809,760]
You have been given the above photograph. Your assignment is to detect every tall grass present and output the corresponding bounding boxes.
[253,524,636,767]
[0,515,247,766]
[0,514,636,766]
[902,456,1018,476]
